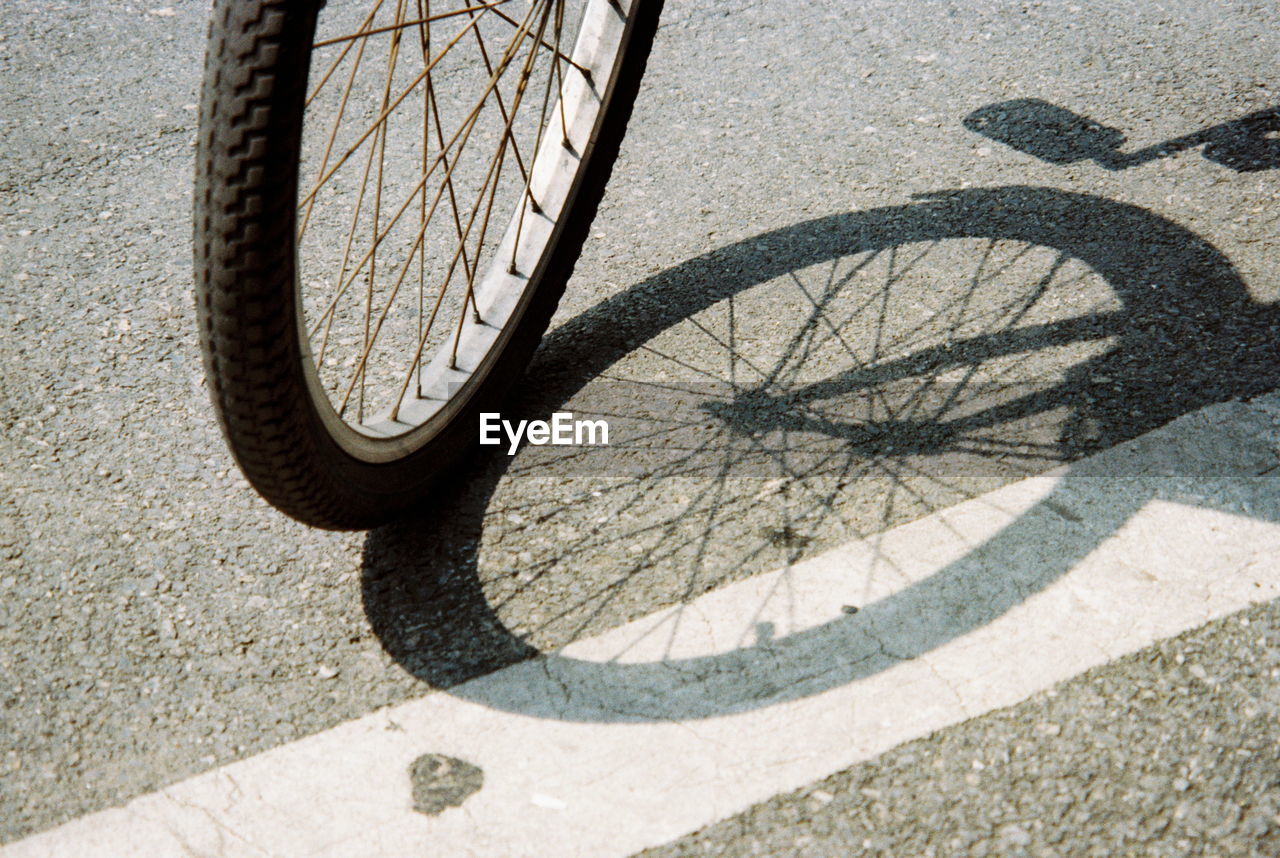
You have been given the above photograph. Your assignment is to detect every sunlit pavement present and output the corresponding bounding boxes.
[1,0,1277,854]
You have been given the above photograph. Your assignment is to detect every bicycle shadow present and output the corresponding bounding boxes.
[964,99,1280,172]
[360,186,1280,721]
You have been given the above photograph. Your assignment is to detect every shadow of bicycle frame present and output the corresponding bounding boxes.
[361,185,1280,721]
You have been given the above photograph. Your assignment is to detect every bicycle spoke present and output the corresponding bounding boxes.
[315,97,383,368]
[198,0,652,522]
[490,3,593,79]
[298,6,497,211]
[306,2,543,340]
[416,1,431,394]
[359,0,410,421]
[553,0,569,145]
[298,15,374,242]
[466,2,534,201]
[313,0,511,48]
[508,0,562,275]
[330,0,553,412]
[305,0,387,107]
[447,25,538,366]
[383,0,555,418]
[419,0,480,321]
[447,116,510,366]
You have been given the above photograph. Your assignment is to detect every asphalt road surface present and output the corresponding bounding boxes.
[1,0,1278,853]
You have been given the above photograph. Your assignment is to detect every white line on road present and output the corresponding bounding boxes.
[7,396,1279,857]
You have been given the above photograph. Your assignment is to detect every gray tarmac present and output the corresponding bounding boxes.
[640,600,1280,858]
[2,0,1278,848]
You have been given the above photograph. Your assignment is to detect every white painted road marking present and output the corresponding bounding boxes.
[7,397,1279,857]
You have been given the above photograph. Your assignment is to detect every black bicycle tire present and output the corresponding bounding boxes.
[194,0,664,529]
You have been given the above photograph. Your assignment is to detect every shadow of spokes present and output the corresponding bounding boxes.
[362,186,1280,721]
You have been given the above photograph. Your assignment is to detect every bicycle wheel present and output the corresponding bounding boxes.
[194,0,663,529]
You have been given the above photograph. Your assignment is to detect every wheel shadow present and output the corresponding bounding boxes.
[361,186,1280,720]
